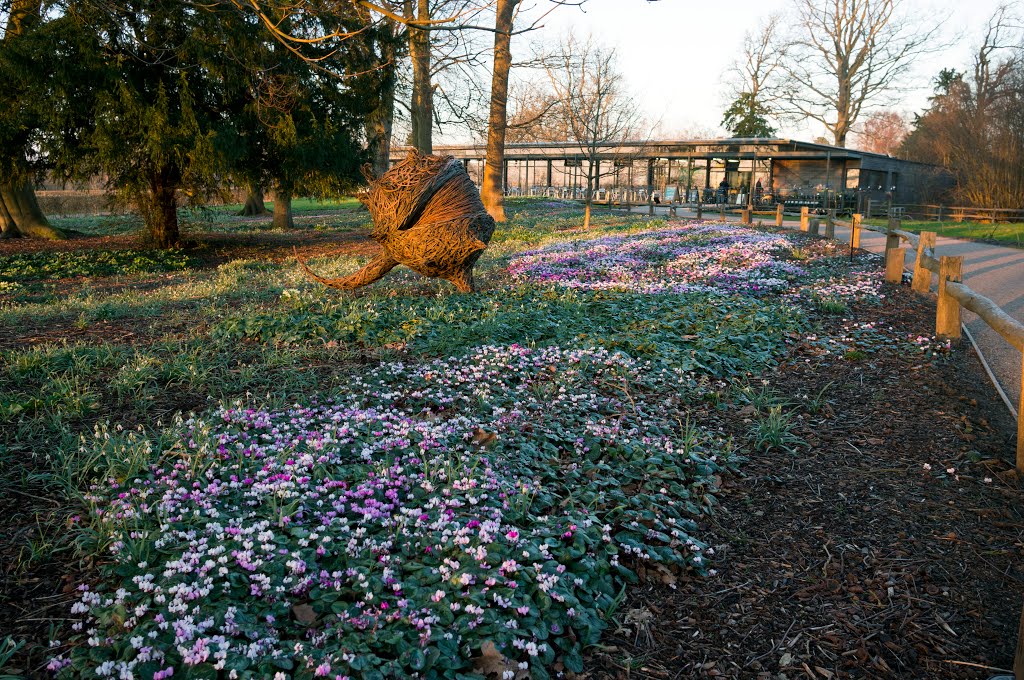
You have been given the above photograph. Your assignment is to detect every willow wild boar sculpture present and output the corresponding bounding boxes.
[298,151,496,293]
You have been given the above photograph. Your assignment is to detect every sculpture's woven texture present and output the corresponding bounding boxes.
[299,151,495,293]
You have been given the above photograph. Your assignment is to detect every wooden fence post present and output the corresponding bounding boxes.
[936,255,963,340]
[719,205,725,221]
[912,231,937,294]
[1015,601,1024,678]
[886,217,901,255]
[866,199,873,219]
[809,218,820,235]
[776,203,784,227]
[851,214,862,249]
[825,209,835,238]
[800,206,809,232]
[741,208,751,225]
[885,247,906,283]
[1018,353,1024,473]
[696,200,703,220]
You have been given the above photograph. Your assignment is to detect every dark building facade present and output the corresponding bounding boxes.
[394,138,951,212]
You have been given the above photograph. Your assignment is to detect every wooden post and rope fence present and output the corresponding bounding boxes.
[835,216,1024,472]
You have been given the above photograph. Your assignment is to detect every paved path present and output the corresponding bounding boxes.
[629,204,1024,416]
[830,221,1022,416]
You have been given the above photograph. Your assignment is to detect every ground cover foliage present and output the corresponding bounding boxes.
[0,199,1020,678]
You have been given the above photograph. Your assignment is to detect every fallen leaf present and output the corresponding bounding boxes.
[472,428,498,448]
[474,640,526,678]
[292,603,317,626]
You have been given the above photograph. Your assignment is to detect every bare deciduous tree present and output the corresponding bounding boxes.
[853,110,909,155]
[721,14,785,137]
[902,4,1024,207]
[543,33,645,229]
[504,81,567,142]
[479,0,519,222]
[477,0,583,222]
[774,0,943,147]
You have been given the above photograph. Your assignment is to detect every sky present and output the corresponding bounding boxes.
[435,0,1011,144]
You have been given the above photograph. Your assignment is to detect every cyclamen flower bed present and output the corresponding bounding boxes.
[56,346,722,679]
[507,223,808,295]
[57,222,894,679]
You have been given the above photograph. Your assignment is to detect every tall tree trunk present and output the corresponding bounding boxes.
[0,179,68,239]
[0,189,17,238]
[0,0,65,240]
[481,0,518,223]
[834,83,850,147]
[407,0,433,154]
[365,49,397,178]
[239,185,267,216]
[273,188,294,229]
[583,164,594,229]
[139,173,180,248]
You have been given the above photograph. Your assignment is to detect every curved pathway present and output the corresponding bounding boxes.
[848,226,1023,417]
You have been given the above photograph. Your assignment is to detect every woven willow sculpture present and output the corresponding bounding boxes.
[298,151,495,293]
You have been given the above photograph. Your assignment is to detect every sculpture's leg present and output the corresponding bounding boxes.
[447,267,475,293]
[296,250,399,290]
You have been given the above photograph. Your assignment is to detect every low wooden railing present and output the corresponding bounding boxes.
[873,203,1024,223]
[767,206,1024,470]
[840,217,1024,460]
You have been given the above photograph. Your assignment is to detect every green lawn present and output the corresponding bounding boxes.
[865,218,1024,248]
[48,196,369,237]
[209,196,363,214]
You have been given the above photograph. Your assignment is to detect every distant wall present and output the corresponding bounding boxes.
[771,160,845,194]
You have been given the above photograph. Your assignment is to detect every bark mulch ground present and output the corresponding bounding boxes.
[590,289,1023,679]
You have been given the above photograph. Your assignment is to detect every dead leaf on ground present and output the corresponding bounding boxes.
[474,640,527,679]
[292,603,317,626]
[471,428,499,448]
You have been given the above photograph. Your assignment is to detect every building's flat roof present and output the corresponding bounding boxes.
[392,138,933,167]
